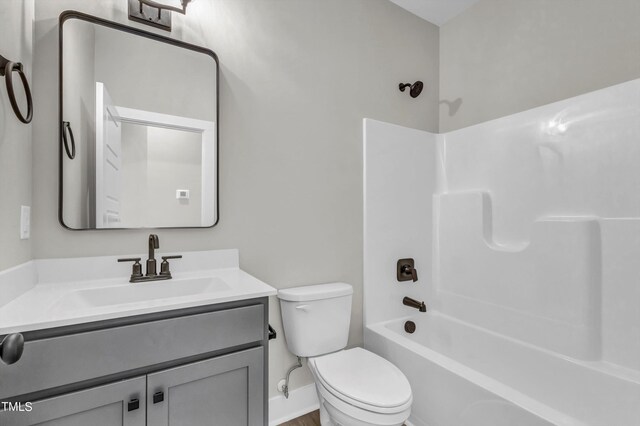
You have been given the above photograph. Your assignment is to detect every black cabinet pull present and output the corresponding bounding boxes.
[153,391,164,404]
[127,398,139,412]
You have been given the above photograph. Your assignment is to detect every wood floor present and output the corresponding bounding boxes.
[278,410,321,426]
[279,410,407,426]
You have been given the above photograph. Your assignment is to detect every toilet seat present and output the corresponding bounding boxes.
[310,348,412,414]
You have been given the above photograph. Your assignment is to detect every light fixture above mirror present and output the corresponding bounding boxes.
[128,0,194,31]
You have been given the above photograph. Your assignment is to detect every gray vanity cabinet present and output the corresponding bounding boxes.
[0,377,146,426]
[0,299,269,426]
[1,347,263,426]
[147,347,264,426]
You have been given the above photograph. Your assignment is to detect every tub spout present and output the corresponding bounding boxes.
[403,296,426,312]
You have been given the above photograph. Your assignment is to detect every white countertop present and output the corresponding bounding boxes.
[0,250,277,335]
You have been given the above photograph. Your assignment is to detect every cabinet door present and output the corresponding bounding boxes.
[147,347,264,426]
[0,376,145,426]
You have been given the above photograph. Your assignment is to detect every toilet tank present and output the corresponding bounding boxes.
[278,283,353,357]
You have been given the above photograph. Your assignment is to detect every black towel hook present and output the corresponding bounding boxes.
[0,53,33,124]
[62,121,76,160]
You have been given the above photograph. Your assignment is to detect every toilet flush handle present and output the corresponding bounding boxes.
[295,305,311,311]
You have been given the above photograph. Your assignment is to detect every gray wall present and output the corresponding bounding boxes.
[439,0,640,132]
[0,0,34,271]
[31,0,439,397]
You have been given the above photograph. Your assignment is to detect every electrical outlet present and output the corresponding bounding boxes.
[20,206,30,240]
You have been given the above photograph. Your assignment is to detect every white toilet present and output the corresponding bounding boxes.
[278,282,412,426]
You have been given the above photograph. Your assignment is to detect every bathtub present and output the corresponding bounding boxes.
[364,312,640,426]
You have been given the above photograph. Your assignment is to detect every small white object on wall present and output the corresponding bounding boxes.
[20,206,30,240]
[176,189,190,200]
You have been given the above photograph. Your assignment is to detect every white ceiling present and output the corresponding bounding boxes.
[388,0,481,26]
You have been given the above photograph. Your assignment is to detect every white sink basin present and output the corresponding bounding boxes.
[54,277,230,310]
[0,250,279,335]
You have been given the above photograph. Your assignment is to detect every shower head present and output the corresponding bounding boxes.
[399,81,424,98]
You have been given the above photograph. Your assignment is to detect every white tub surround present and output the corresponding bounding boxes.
[0,249,276,335]
[363,79,640,426]
[362,119,438,326]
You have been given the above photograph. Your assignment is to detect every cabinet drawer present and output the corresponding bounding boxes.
[0,376,146,426]
[0,304,264,400]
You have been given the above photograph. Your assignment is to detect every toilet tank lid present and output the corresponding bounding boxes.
[278,282,353,302]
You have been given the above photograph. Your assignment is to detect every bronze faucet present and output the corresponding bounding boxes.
[403,296,426,312]
[147,234,160,276]
[118,234,182,283]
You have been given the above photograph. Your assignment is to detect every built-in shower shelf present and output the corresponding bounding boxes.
[437,191,601,360]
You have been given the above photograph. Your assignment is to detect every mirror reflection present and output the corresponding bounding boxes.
[60,15,218,229]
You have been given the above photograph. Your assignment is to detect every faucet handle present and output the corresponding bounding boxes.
[409,266,418,282]
[118,257,143,281]
[160,255,182,277]
[397,258,418,282]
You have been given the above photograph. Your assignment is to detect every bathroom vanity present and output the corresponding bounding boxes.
[0,250,275,426]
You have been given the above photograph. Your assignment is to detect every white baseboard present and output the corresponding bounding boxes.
[406,418,431,426]
[268,383,319,426]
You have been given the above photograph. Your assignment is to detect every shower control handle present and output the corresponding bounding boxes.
[402,264,418,282]
[397,258,418,282]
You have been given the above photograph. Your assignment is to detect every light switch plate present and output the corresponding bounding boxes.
[20,206,30,240]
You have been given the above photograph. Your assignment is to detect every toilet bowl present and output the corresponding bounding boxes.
[278,283,412,426]
[309,348,412,426]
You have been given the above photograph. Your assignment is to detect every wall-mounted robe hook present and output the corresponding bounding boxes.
[62,121,76,160]
[0,54,33,124]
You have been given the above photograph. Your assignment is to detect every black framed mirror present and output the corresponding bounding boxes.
[59,11,219,230]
